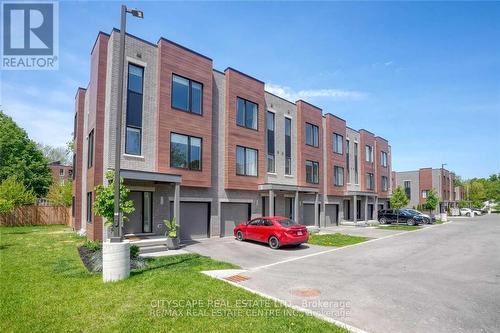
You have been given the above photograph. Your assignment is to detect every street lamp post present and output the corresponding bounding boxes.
[111,5,143,243]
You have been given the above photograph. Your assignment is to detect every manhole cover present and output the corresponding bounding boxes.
[290,288,321,297]
[225,275,249,283]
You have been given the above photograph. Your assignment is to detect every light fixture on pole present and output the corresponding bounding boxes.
[111,5,143,243]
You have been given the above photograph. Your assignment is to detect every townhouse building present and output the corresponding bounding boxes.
[392,168,462,213]
[72,29,392,241]
[49,161,73,184]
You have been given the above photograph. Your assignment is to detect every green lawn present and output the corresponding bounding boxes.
[377,225,422,231]
[308,233,369,247]
[0,225,347,333]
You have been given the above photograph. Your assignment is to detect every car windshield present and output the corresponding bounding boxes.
[278,219,298,227]
[402,209,419,215]
[406,209,422,215]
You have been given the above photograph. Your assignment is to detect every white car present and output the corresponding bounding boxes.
[460,208,474,217]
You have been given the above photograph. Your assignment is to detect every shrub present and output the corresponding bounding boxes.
[163,217,178,238]
[82,240,102,252]
[47,181,73,206]
[130,245,140,259]
[0,176,36,214]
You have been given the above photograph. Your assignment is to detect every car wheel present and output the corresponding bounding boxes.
[268,236,280,249]
[406,218,415,226]
[379,218,387,225]
[236,230,244,241]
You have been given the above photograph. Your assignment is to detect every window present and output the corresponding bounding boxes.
[354,142,359,184]
[171,74,203,114]
[381,151,388,167]
[366,173,374,190]
[170,133,202,170]
[68,169,73,178]
[86,192,92,223]
[382,176,388,192]
[404,181,411,199]
[266,111,275,173]
[236,97,258,130]
[87,129,94,168]
[72,196,75,217]
[333,133,343,154]
[306,160,319,184]
[285,117,292,175]
[305,123,319,147]
[59,169,64,176]
[365,145,373,162]
[422,190,429,198]
[126,64,144,155]
[236,146,258,176]
[72,154,76,180]
[334,166,344,186]
[346,140,350,182]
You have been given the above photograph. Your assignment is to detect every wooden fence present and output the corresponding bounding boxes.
[0,206,71,226]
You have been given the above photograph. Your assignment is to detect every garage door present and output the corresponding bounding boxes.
[170,202,210,241]
[302,203,316,226]
[325,204,339,226]
[220,202,250,237]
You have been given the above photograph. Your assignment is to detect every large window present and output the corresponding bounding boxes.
[236,97,258,130]
[381,151,388,167]
[236,146,258,176]
[354,142,359,184]
[333,133,343,154]
[382,176,388,192]
[266,111,275,173]
[86,192,92,223]
[87,129,94,168]
[285,117,292,175]
[170,133,202,170]
[346,140,350,183]
[404,180,411,199]
[305,123,319,147]
[366,173,374,190]
[334,166,344,186]
[171,74,203,115]
[126,64,144,155]
[365,145,373,163]
[306,160,319,184]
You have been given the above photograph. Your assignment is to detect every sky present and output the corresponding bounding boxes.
[1,1,499,179]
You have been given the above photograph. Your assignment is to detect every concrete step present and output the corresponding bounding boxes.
[129,238,167,248]
[138,244,169,254]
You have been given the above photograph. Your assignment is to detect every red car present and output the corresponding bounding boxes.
[234,216,309,249]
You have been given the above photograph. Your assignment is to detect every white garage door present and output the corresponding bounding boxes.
[220,202,251,237]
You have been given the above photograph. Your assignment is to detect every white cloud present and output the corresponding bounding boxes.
[265,83,367,102]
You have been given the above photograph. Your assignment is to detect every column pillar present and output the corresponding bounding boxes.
[174,183,181,226]
[314,192,319,227]
[269,189,274,216]
[294,191,299,223]
[353,195,357,222]
[364,196,369,221]
[374,196,379,220]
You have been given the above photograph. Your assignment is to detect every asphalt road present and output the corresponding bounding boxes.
[236,215,500,333]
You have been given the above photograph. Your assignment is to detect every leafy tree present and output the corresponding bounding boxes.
[457,200,468,209]
[390,186,409,223]
[93,171,135,228]
[47,181,73,206]
[0,111,52,197]
[37,143,71,165]
[0,176,36,214]
[423,188,439,215]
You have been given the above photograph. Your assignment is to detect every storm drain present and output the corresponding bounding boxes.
[290,288,321,297]
[224,275,250,283]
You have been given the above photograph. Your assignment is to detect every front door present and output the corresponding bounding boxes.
[356,199,362,220]
[285,197,294,220]
[125,191,153,234]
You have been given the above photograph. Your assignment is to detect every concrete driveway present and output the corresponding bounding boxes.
[201,215,500,333]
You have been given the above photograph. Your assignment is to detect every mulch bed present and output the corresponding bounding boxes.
[78,246,97,272]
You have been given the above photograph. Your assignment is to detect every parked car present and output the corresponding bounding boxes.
[404,209,434,224]
[234,216,309,249]
[377,209,428,225]
[460,208,473,216]
[471,208,483,216]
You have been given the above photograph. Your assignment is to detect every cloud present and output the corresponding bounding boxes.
[265,83,367,102]
[384,61,393,66]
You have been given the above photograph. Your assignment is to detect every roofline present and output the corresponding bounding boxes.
[158,37,212,61]
[296,99,322,111]
[90,31,110,55]
[346,126,359,133]
[359,128,375,136]
[375,135,388,143]
[111,28,158,48]
[213,68,225,76]
[324,112,346,123]
[74,87,86,100]
[225,67,265,84]
[264,90,296,107]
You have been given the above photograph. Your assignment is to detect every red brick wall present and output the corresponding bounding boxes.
[419,168,433,204]
[50,165,73,184]
[156,39,213,188]
[73,88,86,230]
[325,114,346,196]
[375,137,390,198]
[224,68,266,190]
[359,130,376,193]
[296,100,323,191]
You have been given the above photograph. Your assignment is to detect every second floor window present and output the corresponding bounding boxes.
[333,133,343,154]
[285,117,292,175]
[266,111,275,173]
[334,166,344,186]
[404,180,411,199]
[126,64,144,155]
[306,160,319,184]
[237,97,258,130]
[87,129,94,169]
[365,145,373,163]
[236,146,258,176]
[381,151,388,167]
[170,133,202,170]
[171,74,203,114]
[366,173,374,190]
[86,192,93,223]
[382,176,388,192]
[354,142,359,184]
[346,140,350,182]
[305,123,319,147]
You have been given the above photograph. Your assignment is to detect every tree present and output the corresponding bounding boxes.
[93,171,135,228]
[47,181,73,206]
[37,143,71,165]
[0,111,52,197]
[390,186,409,223]
[423,188,439,215]
[0,176,36,214]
